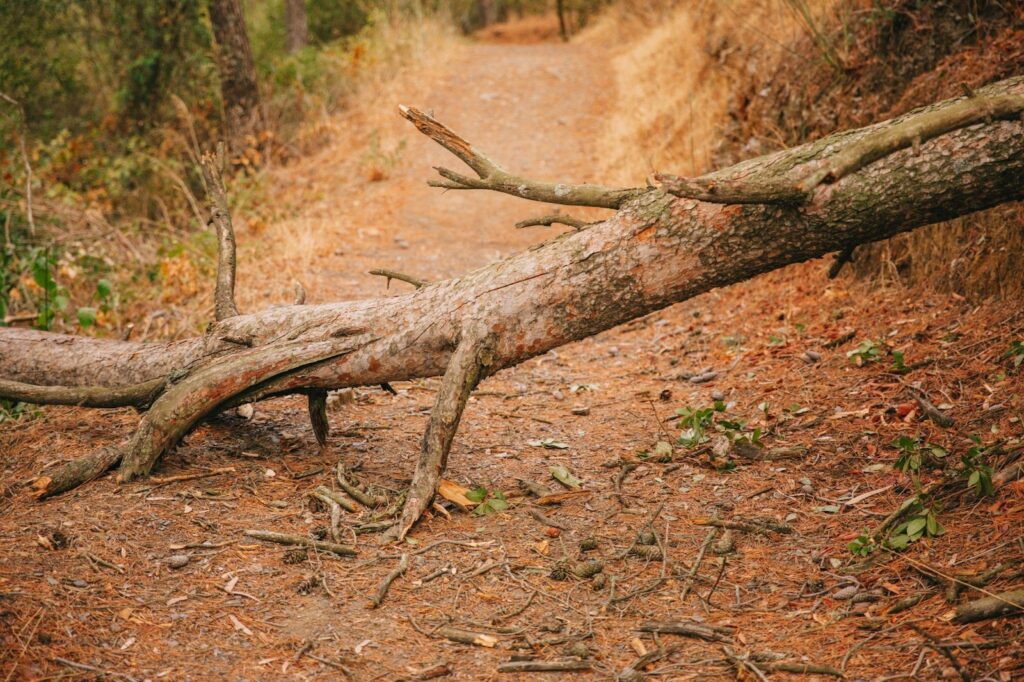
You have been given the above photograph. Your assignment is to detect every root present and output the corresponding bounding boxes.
[391,333,498,541]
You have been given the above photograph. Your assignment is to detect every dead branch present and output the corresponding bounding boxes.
[30,445,124,500]
[660,88,1024,205]
[908,624,971,682]
[392,334,497,540]
[639,620,734,642]
[693,517,793,536]
[407,616,498,647]
[307,390,329,446]
[369,268,428,289]
[399,105,644,209]
[828,245,856,279]
[199,148,239,320]
[368,553,408,608]
[952,587,1024,624]
[243,530,356,556]
[313,486,357,513]
[515,214,590,230]
[496,660,592,673]
[0,377,164,409]
[679,527,716,602]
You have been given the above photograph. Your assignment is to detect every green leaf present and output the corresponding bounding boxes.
[550,465,582,490]
[888,534,911,550]
[925,512,940,536]
[465,486,487,503]
[906,517,927,538]
[96,279,113,300]
[77,307,97,328]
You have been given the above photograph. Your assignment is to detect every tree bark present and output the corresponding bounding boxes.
[284,0,308,53]
[2,77,1023,530]
[208,0,264,154]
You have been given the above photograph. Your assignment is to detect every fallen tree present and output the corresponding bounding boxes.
[3,77,1023,540]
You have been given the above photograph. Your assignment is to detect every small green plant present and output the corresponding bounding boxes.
[675,402,725,447]
[847,339,883,366]
[466,486,508,516]
[961,435,995,498]
[848,532,876,557]
[717,417,762,450]
[892,435,947,475]
[888,505,944,550]
[891,350,906,372]
[1003,341,1024,369]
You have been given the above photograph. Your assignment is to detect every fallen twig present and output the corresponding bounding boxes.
[515,214,590,230]
[243,530,356,556]
[368,553,408,608]
[908,624,970,682]
[638,620,734,642]
[497,659,591,673]
[680,527,717,602]
[693,516,793,536]
[951,587,1024,624]
[53,657,138,682]
[408,616,498,647]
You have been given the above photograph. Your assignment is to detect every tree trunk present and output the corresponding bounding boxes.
[208,0,264,154]
[284,0,308,53]
[3,77,1022,534]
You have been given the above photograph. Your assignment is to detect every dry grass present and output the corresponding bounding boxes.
[585,0,1023,299]
[584,0,840,183]
[181,15,462,320]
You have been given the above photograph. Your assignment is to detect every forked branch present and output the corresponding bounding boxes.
[399,105,645,210]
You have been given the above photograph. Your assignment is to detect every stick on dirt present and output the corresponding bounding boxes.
[369,553,408,608]
[243,530,356,556]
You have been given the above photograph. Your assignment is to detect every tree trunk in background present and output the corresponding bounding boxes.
[556,0,569,41]
[284,0,308,53]
[208,0,264,155]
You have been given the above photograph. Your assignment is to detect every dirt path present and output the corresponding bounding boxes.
[383,42,613,281]
[3,33,1023,682]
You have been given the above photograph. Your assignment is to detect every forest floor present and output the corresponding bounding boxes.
[2,18,1023,682]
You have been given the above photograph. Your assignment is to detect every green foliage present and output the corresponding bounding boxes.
[846,339,883,365]
[888,504,944,550]
[961,435,995,498]
[1003,340,1024,369]
[848,532,875,557]
[891,435,947,475]
[675,402,724,447]
[466,486,508,516]
[891,350,906,372]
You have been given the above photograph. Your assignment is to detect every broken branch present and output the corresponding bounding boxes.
[399,105,645,209]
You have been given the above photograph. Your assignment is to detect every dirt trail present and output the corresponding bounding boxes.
[319,41,610,296]
[3,31,1023,682]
